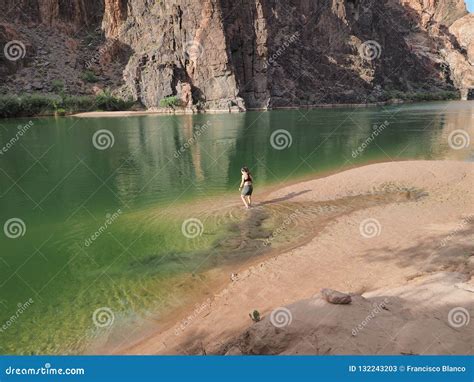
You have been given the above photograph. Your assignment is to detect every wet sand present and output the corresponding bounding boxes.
[114,160,473,355]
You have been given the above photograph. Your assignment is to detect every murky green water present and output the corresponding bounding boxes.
[0,101,472,354]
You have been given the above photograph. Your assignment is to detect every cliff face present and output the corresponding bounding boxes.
[109,0,247,110]
[400,0,467,26]
[1,0,473,109]
[0,0,103,31]
[449,12,474,97]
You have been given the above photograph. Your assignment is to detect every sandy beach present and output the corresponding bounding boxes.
[118,160,473,355]
[71,102,402,118]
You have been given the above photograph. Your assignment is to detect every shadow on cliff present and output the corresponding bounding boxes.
[217,0,271,109]
[215,0,458,108]
[80,27,134,92]
[369,0,458,91]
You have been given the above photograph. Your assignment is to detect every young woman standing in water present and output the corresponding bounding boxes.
[239,166,253,208]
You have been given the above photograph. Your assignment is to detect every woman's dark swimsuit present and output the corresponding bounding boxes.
[241,175,253,196]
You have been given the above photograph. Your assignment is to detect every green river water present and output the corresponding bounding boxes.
[0,101,472,354]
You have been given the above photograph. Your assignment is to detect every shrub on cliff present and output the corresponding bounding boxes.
[0,92,134,118]
[94,90,134,111]
[61,95,96,111]
[0,95,22,117]
[51,80,65,93]
[159,96,182,109]
[384,90,460,102]
[0,94,59,117]
[81,70,99,83]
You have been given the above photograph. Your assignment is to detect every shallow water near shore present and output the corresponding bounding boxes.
[0,101,472,354]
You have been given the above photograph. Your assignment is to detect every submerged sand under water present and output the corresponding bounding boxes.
[114,160,473,355]
[94,177,428,353]
[208,187,426,263]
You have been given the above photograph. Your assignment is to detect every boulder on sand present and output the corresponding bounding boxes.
[321,288,352,304]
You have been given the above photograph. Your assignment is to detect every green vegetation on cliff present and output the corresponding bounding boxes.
[0,91,134,118]
[159,96,183,109]
[384,90,460,102]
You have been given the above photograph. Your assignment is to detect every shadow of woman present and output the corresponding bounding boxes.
[259,190,312,206]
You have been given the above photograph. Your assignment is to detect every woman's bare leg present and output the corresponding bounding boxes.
[246,195,252,207]
[240,195,249,208]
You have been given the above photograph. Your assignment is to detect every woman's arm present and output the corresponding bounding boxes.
[239,175,244,189]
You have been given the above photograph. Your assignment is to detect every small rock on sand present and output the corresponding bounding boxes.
[321,288,352,304]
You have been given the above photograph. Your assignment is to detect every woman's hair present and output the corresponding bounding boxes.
[241,166,250,174]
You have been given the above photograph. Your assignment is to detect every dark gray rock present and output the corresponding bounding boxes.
[321,288,352,305]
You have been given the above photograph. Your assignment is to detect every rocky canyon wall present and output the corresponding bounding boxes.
[1,0,473,109]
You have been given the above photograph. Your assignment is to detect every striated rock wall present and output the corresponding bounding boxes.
[110,0,246,110]
[450,13,474,64]
[0,0,104,32]
[399,0,467,26]
[398,0,474,98]
[1,0,473,109]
